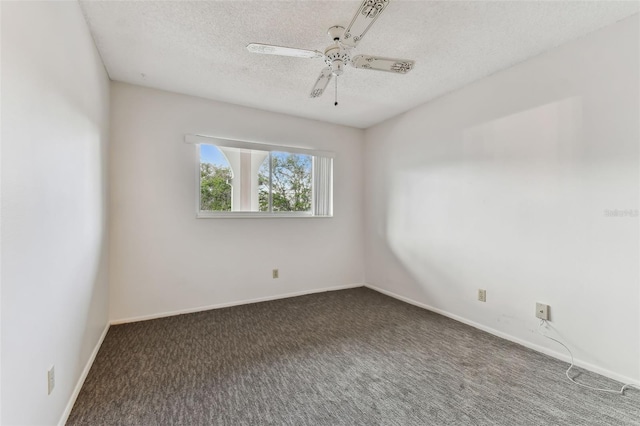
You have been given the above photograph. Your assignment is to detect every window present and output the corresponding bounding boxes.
[187,135,333,218]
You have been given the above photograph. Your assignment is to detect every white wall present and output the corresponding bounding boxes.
[364,15,639,383]
[109,83,364,322]
[1,1,110,425]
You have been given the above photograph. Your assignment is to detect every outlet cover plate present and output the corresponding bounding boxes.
[478,289,486,302]
[536,303,549,320]
[47,366,55,395]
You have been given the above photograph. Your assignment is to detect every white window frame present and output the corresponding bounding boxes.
[186,134,334,218]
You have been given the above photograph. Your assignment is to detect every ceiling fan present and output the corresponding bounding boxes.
[246,0,414,105]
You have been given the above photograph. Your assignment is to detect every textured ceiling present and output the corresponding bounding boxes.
[79,1,638,129]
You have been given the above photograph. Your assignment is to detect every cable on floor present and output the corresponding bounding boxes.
[537,319,638,395]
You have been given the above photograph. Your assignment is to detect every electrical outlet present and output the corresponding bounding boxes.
[536,303,549,320]
[272,269,279,279]
[47,366,55,395]
[477,289,486,302]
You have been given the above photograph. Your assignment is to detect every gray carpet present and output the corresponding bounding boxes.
[67,288,639,425]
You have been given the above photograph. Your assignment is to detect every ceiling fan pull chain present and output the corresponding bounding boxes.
[334,76,338,106]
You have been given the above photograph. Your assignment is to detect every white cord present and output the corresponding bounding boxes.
[538,320,638,395]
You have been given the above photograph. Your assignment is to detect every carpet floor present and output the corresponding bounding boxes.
[68,287,639,425]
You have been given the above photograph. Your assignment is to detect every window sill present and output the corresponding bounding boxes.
[196,211,332,219]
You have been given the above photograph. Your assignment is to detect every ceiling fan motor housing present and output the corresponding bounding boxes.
[324,45,350,76]
[324,26,350,76]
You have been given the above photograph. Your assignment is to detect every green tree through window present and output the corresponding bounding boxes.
[259,153,311,212]
[200,163,232,211]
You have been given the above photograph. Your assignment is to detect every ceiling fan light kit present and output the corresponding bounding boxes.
[246,0,415,104]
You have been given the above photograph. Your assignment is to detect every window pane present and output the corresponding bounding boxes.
[258,156,270,212]
[270,152,312,212]
[200,145,232,211]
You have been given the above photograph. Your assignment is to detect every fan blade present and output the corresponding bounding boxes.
[246,43,323,59]
[310,68,333,98]
[351,55,415,74]
[342,0,390,48]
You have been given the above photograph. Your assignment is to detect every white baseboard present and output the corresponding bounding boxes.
[364,283,640,387]
[58,322,110,426]
[111,283,365,325]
